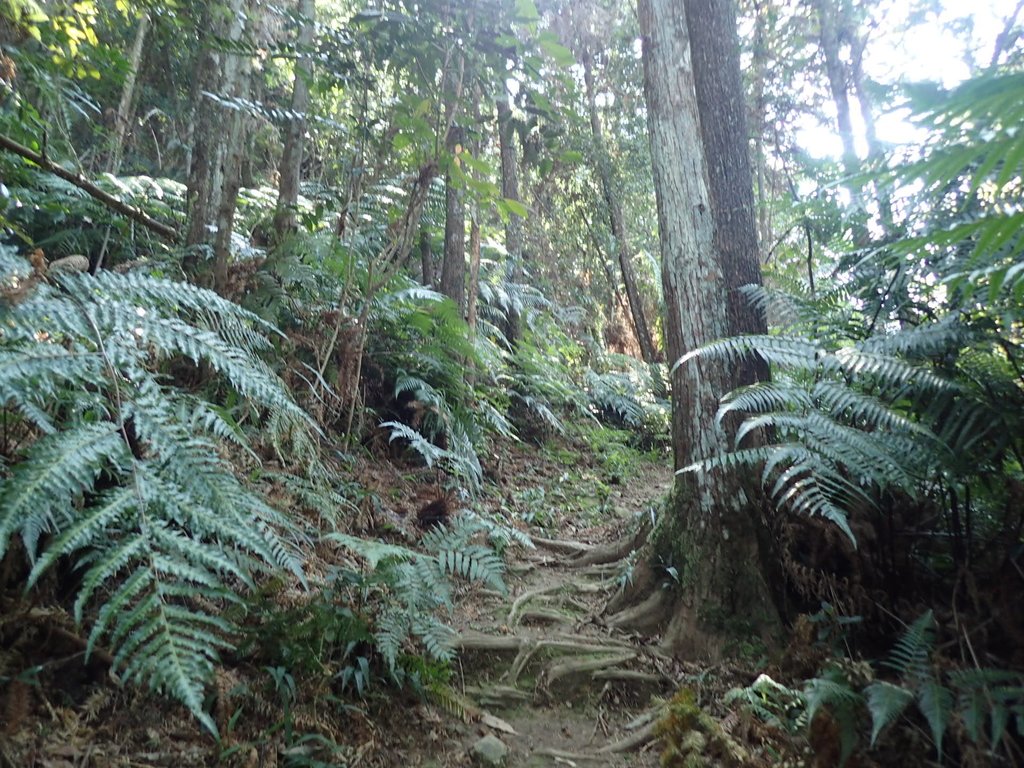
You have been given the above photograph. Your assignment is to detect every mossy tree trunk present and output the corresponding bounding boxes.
[610,0,779,659]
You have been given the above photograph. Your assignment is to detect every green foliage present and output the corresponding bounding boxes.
[679,323,955,543]
[327,514,510,672]
[0,248,311,733]
[730,613,1024,763]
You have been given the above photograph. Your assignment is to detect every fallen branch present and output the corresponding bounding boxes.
[0,133,180,244]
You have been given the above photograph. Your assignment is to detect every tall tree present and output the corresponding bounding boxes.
[185,0,251,293]
[609,0,778,657]
[580,42,658,363]
[497,97,525,344]
[441,124,467,313]
[108,10,150,175]
[273,0,317,239]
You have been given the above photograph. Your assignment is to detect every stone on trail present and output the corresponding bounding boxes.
[471,734,509,767]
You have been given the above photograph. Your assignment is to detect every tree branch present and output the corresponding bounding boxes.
[0,133,180,244]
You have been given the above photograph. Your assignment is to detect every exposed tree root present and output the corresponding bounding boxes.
[518,608,571,626]
[540,652,638,690]
[604,585,672,635]
[596,717,659,753]
[532,536,592,555]
[569,515,650,567]
[454,632,524,652]
[591,669,666,685]
[503,637,635,685]
[507,583,563,625]
[531,716,660,762]
[533,747,607,762]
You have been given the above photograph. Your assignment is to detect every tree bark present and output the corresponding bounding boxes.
[497,98,524,345]
[210,1,253,294]
[616,0,778,659]
[273,0,316,240]
[419,226,435,286]
[467,214,481,334]
[441,126,466,313]
[685,0,768,380]
[108,11,150,175]
[581,47,658,363]
[184,0,251,292]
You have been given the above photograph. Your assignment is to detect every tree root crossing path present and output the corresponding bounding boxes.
[442,456,681,767]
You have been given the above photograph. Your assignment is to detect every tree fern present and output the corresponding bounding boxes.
[0,248,311,732]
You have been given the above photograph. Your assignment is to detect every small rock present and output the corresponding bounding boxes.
[48,254,89,274]
[471,734,509,767]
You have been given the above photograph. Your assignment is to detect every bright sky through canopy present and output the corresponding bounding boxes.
[801,0,1022,158]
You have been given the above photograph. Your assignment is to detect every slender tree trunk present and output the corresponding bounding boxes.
[273,0,316,240]
[185,0,247,261]
[581,47,658,363]
[210,2,253,294]
[497,98,524,345]
[441,126,466,313]
[420,226,435,286]
[108,11,150,175]
[610,0,778,659]
[467,214,481,333]
[813,0,858,172]
[466,94,484,335]
[185,4,222,251]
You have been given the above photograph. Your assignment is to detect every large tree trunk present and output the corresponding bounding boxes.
[441,126,467,313]
[273,0,316,240]
[581,47,658,363]
[497,98,524,345]
[685,0,768,378]
[611,0,778,660]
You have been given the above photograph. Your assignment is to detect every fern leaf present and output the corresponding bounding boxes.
[865,680,914,745]
[0,423,130,559]
[325,532,417,569]
[916,678,954,756]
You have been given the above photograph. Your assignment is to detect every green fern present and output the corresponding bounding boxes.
[326,516,507,671]
[804,668,863,765]
[0,249,311,733]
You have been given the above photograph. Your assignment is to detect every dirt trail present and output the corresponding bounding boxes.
[440,454,675,767]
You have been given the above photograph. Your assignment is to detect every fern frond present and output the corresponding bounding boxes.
[677,334,821,372]
[0,423,131,559]
[325,532,417,568]
[437,545,507,594]
[884,611,935,679]
[865,680,914,746]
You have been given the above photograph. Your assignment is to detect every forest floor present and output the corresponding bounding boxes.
[0,430,765,767]
[429,439,675,767]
